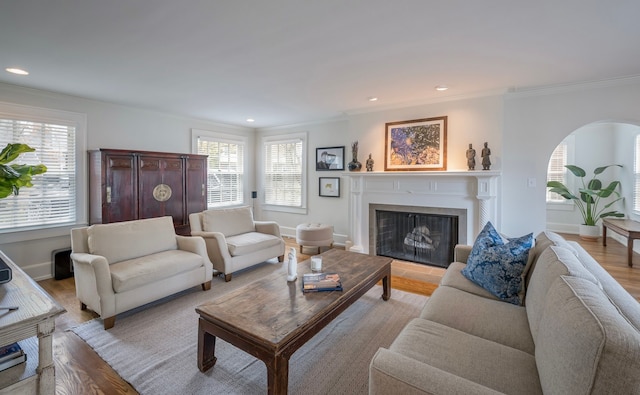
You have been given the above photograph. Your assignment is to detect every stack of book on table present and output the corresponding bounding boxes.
[0,342,26,371]
[302,272,343,292]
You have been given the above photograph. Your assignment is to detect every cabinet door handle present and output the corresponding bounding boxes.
[106,186,112,203]
[202,184,205,197]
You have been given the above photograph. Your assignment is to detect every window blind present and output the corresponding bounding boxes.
[0,118,76,230]
[547,141,568,202]
[264,139,303,207]
[197,136,244,207]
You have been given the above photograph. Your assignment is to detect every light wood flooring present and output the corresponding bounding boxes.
[35,235,638,394]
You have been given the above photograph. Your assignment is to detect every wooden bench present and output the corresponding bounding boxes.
[602,218,640,267]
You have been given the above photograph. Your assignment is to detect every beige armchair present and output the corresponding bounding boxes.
[189,206,285,281]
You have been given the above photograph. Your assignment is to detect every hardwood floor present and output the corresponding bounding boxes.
[36,235,638,394]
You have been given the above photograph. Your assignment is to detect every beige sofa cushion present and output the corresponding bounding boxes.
[87,216,177,264]
[525,245,599,342]
[389,318,542,394]
[226,232,283,256]
[202,206,255,236]
[110,249,203,293]
[420,285,534,354]
[536,276,640,394]
[440,261,500,300]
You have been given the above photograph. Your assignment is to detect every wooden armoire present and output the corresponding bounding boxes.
[88,149,208,235]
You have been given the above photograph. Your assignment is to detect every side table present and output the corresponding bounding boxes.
[602,218,640,267]
[0,250,65,394]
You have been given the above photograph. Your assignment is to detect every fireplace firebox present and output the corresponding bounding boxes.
[371,205,465,268]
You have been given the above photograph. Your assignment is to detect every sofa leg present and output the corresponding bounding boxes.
[224,273,232,282]
[300,245,303,253]
[278,254,284,262]
[202,281,211,291]
[103,316,116,330]
[80,302,87,310]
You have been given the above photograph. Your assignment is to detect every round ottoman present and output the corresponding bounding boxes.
[296,223,334,254]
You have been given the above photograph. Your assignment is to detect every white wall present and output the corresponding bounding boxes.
[257,119,350,242]
[4,76,640,278]
[503,77,640,237]
[0,82,255,278]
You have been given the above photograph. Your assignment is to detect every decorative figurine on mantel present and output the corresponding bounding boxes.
[466,144,476,170]
[366,154,374,172]
[287,247,297,282]
[348,141,362,171]
[481,142,491,170]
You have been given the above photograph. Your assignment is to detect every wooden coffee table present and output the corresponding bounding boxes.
[195,249,392,395]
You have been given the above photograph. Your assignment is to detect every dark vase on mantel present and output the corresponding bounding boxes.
[348,158,362,171]
[348,141,362,171]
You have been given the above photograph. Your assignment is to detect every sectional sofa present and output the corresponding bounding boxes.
[369,231,640,394]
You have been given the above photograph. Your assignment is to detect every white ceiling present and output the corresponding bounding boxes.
[1,1,639,128]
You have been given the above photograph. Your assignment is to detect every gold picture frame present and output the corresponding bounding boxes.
[384,116,447,171]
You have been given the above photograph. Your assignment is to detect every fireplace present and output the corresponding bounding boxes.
[370,204,466,268]
[345,171,499,256]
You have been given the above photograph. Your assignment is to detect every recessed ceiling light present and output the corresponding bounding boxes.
[246,118,255,123]
[435,85,448,91]
[368,97,378,102]
[6,67,29,76]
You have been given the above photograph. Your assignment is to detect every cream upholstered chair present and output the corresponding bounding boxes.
[70,216,213,329]
[189,206,285,281]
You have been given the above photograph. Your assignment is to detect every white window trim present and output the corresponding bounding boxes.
[191,129,249,207]
[547,134,575,211]
[259,131,308,215]
[633,134,640,216]
[0,102,87,242]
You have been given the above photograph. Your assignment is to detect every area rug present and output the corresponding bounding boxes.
[71,261,428,394]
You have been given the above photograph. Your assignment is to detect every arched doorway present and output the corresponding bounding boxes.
[545,122,640,234]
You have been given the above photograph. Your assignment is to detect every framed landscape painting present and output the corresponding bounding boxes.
[319,177,340,197]
[316,146,345,171]
[384,116,447,171]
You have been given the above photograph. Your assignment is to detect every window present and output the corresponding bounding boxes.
[262,134,306,211]
[547,135,575,204]
[0,103,86,232]
[195,132,245,208]
[633,135,640,213]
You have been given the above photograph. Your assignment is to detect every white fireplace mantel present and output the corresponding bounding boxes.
[344,170,501,253]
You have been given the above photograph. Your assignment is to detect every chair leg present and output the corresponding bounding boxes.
[202,281,211,291]
[103,316,116,330]
[224,273,232,282]
[299,245,303,253]
[80,302,87,310]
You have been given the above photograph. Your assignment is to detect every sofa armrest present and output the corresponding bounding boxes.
[191,230,232,267]
[454,244,472,263]
[176,235,214,275]
[254,221,282,238]
[70,252,113,293]
[369,348,502,395]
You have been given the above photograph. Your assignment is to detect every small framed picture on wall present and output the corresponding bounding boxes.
[316,146,345,171]
[319,177,340,197]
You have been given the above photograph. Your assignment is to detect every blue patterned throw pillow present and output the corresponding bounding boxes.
[462,222,533,305]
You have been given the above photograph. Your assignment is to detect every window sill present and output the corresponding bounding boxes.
[546,202,574,211]
[0,223,85,244]
[262,204,307,215]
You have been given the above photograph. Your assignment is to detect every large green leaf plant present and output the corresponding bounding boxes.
[0,143,47,199]
[547,164,624,226]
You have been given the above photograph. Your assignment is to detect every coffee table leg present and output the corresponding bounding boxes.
[266,354,289,395]
[198,318,217,372]
[381,273,391,301]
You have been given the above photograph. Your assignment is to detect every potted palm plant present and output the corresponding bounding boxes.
[547,164,624,240]
[0,143,47,199]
